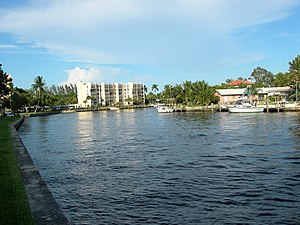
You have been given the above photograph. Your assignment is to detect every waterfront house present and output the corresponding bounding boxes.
[215,86,293,104]
[214,89,245,104]
[226,79,254,86]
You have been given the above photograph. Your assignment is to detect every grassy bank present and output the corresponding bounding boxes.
[0,117,34,225]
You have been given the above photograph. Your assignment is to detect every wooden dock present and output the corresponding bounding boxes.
[181,104,300,113]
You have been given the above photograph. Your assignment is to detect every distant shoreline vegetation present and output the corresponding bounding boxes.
[0,55,299,115]
[147,55,300,106]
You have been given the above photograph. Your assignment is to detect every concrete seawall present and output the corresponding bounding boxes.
[10,118,70,225]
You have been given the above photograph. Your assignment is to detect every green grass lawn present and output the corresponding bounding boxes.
[0,117,34,225]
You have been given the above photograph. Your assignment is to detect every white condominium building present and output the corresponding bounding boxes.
[77,81,145,107]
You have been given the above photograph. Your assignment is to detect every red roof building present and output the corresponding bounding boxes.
[226,80,254,86]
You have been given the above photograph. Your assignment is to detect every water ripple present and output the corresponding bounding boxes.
[19,110,300,225]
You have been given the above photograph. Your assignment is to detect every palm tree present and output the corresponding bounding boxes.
[173,84,184,105]
[125,97,133,105]
[289,55,300,102]
[183,81,192,104]
[100,97,104,106]
[86,95,96,107]
[151,84,159,93]
[83,99,87,108]
[163,84,174,104]
[144,85,148,94]
[32,75,46,106]
[289,55,300,79]
[192,81,207,105]
[192,80,215,106]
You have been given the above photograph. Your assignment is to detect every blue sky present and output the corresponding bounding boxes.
[0,0,300,91]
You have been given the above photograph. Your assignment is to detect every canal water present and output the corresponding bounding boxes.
[19,109,300,224]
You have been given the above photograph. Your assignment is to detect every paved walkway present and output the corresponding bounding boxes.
[11,118,70,225]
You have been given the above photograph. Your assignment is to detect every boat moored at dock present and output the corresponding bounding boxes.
[109,107,120,111]
[157,105,173,113]
[227,98,264,113]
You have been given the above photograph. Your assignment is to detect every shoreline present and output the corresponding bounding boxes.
[20,104,300,118]
[10,118,70,225]
[173,105,300,113]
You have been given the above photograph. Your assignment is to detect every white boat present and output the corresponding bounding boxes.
[228,106,264,113]
[157,105,173,113]
[109,107,120,110]
[227,99,264,113]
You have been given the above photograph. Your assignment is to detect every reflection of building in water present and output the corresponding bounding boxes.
[77,81,145,107]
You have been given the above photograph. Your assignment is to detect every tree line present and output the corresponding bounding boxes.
[0,69,77,114]
[147,80,219,106]
[0,55,299,114]
[147,55,300,105]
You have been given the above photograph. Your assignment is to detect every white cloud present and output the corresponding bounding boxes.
[64,67,99,84]
[63,66,128,85]
[0,44,16,48]
[0,0,299,76]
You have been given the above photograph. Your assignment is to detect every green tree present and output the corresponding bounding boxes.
[289,55,300,102]
[225,78,234,84]
[273,72,294,87]
[125,97,133,105]
[145,92,156,105]
[0,64,13,114]
[242,84,260,98]
[251,67,274,86]
[100,97,104,106]
[173,84,184,105]
[10,88,30,113]
[86,95,96,107]
[162,84,173,104]
[159,80,219,106]
[151,84,159,93]
[289,55,300,81]
[183,81,193,104]
[133,97,144,105]
[193,80,212,105]
[83,99,87,108]
[289,55,300,76]
[44,84,77,106]
[32,75,46,106]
